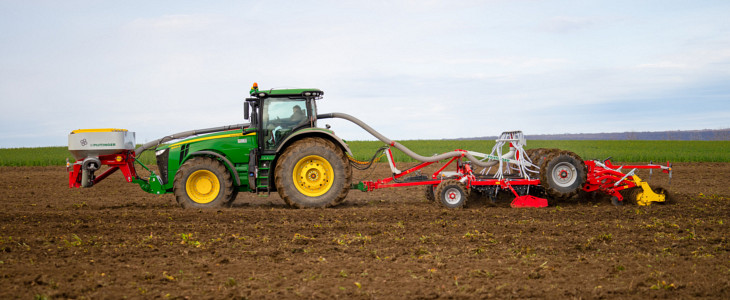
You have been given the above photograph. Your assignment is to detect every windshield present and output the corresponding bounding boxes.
[262,98,309,149]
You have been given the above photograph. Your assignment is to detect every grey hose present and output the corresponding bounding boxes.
[317,113,498,168]
[135,123,249,156]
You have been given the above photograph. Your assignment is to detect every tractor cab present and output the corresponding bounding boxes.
[245,83,323,152]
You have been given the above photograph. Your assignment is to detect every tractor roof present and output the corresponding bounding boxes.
[250,87,324,99]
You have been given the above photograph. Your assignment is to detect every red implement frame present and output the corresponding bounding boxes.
[582,159,671,202]
[359,149,549,207]
[67,151,138,188]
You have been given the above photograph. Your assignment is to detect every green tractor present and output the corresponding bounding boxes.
[68,83,353,208]
[158,84,353,208]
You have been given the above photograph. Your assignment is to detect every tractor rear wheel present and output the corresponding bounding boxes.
[435,179,469,208]
[539,151,587,200]
[173,157,235,209]
[275,138,351,208]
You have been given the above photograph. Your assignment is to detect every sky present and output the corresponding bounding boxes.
[1,0,729,148]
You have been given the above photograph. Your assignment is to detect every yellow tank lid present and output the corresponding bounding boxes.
[70,128,128,134]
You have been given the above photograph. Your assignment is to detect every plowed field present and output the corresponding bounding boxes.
[1,163,729,299]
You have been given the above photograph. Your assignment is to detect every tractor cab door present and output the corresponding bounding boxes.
[261,98,312,150]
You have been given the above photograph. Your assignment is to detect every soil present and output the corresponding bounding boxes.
[1,162,729,299]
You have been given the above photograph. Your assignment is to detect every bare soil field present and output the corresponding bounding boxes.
[1,162,729,299]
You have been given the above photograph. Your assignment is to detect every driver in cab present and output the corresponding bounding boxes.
[290,105,305,125]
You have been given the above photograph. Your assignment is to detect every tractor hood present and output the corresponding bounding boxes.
[154,129,246,152]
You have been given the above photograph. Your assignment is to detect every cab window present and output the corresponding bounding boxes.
[262,98,309,149]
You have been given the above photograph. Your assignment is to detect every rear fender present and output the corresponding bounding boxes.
[269,128,352,192]
[275,128,352,156]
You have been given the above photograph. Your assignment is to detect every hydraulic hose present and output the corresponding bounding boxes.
[317,113,499,168]
[135,123,249,156]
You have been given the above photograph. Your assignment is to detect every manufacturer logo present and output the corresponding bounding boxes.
[91,143,116,147]
[80,139,88,146]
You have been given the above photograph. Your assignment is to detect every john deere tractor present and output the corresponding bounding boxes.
[162,84,353,208]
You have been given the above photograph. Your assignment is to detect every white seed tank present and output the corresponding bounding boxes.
[68,129,136,160]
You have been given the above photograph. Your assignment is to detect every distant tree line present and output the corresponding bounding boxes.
[461,128,730,141]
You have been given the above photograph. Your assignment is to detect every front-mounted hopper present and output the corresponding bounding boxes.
[66,128,165,193]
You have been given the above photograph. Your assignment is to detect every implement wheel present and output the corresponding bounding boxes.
[424,185,436,202]
[435,179,469,209]
[275,138,351,208]
[539,150,587,200]
[174,157,235,209]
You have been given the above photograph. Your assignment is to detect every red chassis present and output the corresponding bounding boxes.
[356,149,548,207]
[67,151,138,188]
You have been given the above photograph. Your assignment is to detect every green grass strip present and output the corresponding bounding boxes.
[1,140,728,166]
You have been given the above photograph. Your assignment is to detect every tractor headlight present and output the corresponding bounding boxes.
[156,149,166,156]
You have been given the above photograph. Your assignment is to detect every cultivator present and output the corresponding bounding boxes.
[351,131,672,208]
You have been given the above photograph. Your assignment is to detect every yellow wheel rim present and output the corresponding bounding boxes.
[293,155,334,197]
[185,170,220,204]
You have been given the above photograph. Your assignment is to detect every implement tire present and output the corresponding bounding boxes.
[539,150,587,200]
[525,148,559,169]
[174,157,235,209]
[275,138,351,208]
[424,185,436,202]
[435,179,469,209]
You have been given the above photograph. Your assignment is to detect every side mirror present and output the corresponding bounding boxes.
[243,102,249,120]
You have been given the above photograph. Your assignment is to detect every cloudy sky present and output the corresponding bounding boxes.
[1,0,729,148]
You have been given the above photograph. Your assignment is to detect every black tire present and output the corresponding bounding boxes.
[274,138,351,208]
[527,148,558,169]
[173,157,235,209]
[424,185,436,202]
[539,150,587,200]
[435,179,469,208]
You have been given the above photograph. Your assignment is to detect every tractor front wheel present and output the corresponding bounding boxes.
[173,157,235,209]
[275,138,351,208]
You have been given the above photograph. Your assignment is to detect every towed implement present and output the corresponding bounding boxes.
[67,83,671,208]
